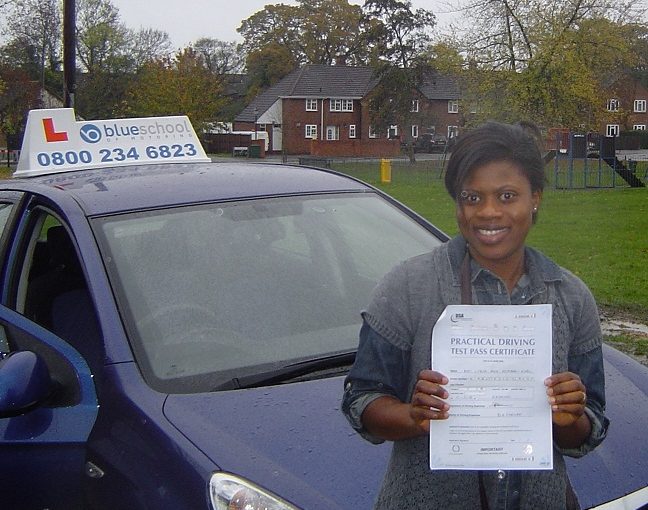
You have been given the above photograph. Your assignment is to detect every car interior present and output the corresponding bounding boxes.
[17,214,104,396]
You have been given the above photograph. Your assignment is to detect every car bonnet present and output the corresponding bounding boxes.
[566,344,648,509]
[162,375,390,510]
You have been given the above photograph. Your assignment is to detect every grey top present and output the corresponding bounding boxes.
[342,236,608,509]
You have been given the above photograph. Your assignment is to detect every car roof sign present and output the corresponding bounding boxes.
[15,108,211,177]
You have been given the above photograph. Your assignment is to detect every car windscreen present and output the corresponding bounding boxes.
[96,192,444,393]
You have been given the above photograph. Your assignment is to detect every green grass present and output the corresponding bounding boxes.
[332,159,648,322]
[605,333,648,364]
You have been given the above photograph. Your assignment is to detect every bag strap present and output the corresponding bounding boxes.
[460,251,472,305]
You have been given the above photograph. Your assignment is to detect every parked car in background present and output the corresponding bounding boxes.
[415,132,449,153]
[0,109,647,509]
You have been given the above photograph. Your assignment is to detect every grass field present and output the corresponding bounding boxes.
[2,160,646,323]
[333,158,648,323]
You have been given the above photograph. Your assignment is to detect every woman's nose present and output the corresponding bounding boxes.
[476,196,502,217]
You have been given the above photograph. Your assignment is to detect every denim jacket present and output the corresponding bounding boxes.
[342,236,608,510]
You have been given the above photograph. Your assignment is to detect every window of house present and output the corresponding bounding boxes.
[606,124,620,137]
[330,99,353,112]
[634,99,647,113]
[306,99,318,111]
[369,125,377,139]
[607,98,620,112]
[349,124,356,138]
[633,124,646,131]
[411,125,419,138]
[387,125,398,139]
[411,99,419,112]
[448,100,459,114]
[326,125,340,140]
[448,125,459,139]
[305,124,318,139]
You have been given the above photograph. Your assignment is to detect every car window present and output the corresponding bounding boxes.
[97,192,442,392]
[0,203,14,236]
[8,210,103,385]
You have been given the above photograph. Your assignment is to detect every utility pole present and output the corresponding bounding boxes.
[63,0,76,108]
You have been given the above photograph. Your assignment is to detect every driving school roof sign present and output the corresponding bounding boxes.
[15,108,211,177]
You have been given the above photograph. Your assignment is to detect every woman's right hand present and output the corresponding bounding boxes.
[409,369,450,434]
[361,369,450,440]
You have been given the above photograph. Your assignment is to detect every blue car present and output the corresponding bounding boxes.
[0,109,647,509]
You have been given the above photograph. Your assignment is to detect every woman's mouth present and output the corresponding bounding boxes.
[477,227,507,236]
[474,226,509,243]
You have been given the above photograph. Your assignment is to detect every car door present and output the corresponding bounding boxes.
[0,304,98,509]
[0,191,99,508]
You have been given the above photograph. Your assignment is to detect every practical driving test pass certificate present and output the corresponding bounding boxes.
[429,304,553,471]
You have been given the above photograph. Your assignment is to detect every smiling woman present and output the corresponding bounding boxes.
[343,121,609,510]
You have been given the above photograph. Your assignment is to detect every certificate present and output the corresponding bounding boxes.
[429,304,553,471]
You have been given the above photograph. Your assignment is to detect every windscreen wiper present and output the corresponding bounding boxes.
[212,351,356,391]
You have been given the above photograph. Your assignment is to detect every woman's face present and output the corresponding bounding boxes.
[456,159,542,272]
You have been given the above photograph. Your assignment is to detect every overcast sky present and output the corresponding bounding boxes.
[109,0,459,49]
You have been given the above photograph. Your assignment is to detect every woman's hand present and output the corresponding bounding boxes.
[361,369,450,441]
[409,369,450,434]
[545,372,587,428]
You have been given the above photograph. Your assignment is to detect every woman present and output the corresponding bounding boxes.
[342,121,608,510]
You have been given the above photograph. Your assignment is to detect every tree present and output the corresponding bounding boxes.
[125,49,228,131]
[76,0,129,73]
[127,28,173,70]
[453,0,648,130]
[73,0,174,119]
[192,38,244,75]
[361,0,437,161]
[238,0,368,66]
[244,42,297,98]
[362,0,436,68]
[4,0,61,87]
[0,66,40,147]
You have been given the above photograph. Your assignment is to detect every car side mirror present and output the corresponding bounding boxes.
[0,351,52,418]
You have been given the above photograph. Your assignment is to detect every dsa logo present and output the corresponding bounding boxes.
[80,124,102,143]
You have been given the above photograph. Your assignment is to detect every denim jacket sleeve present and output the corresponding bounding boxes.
[342,320,410,444]
[558,285,609,457]
[559,346,609,457]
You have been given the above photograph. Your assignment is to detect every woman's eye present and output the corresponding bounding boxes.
[500,192,516,201]
[459,191,480,203]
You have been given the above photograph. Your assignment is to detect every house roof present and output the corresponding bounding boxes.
[419,73,462,100]
[236,65,378,122]
[235,65,462,122]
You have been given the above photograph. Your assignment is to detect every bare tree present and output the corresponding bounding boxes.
[192,38,245,75]
[5,0,60,87]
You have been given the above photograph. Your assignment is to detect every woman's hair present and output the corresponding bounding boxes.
[444,121,545,199]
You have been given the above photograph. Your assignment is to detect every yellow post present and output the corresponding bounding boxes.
[380,158,391,183]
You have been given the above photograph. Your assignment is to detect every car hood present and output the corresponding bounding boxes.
[163,375,389,510]
[566,344,648,509]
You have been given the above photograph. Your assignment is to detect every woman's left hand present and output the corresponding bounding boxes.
[545,372,587,428]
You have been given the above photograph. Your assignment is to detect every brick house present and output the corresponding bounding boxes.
[233,65,463,156]
[601,78,648,136]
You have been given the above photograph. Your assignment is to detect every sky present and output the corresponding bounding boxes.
[109,0,459,49]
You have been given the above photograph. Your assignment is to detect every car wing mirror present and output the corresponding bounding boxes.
[0,351,53,418]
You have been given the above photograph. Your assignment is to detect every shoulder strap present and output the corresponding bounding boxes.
[460,251,472,305]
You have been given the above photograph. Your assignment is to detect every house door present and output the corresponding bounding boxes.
[272,125,282,151]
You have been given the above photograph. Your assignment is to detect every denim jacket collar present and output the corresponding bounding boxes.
[446,235,564,291]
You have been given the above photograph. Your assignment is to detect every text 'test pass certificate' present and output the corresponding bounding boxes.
[430,304,553,471]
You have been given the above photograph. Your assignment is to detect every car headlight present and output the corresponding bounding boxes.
[209,472,299,510]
